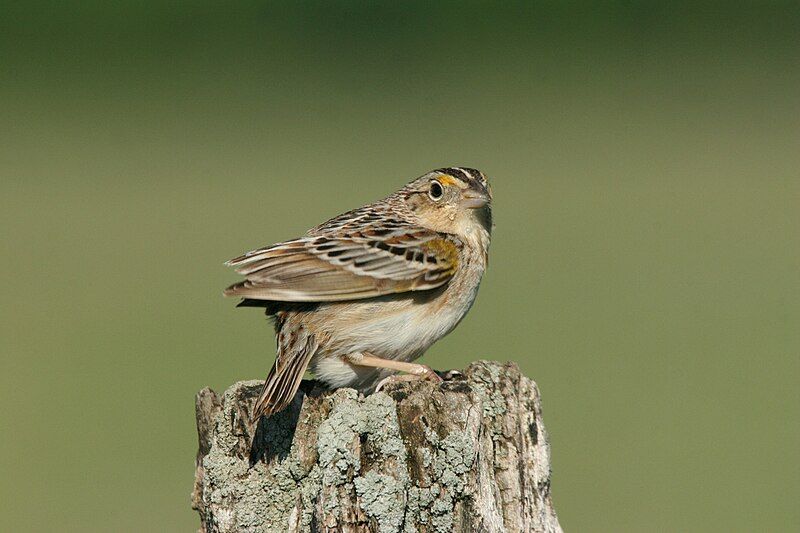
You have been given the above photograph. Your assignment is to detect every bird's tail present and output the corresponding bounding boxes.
[252,328,317,422]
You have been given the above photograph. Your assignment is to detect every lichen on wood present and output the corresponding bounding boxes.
[192,361,562,533]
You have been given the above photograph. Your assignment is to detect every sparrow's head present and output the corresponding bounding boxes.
[401,167,493,237]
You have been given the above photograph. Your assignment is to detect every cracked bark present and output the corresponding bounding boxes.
[192,361,562,533]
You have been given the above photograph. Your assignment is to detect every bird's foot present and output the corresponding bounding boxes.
[437,369,464,380]
[375,364,442,392]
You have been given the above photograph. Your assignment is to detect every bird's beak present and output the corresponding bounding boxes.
[461,190,489,209]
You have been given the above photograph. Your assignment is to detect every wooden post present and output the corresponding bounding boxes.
[192,361,562,533]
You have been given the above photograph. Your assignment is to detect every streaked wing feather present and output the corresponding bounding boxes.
[224,220,460,302]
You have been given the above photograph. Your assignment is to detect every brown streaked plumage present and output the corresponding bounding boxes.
[225,167,493,421]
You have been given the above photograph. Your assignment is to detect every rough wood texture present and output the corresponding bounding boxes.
[192,361,562,533]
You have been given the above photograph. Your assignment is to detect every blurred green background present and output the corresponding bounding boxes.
[2,1,798,531]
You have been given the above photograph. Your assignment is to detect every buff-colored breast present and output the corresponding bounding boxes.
[299,231,489,391]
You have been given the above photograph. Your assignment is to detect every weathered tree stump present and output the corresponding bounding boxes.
[192,361,561,533]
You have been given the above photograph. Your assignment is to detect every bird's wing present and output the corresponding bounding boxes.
[223,222,460,302]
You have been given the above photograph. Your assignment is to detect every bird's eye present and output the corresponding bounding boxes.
[428,180,444,201]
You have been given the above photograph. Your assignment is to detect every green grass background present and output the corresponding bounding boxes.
[1,2,798,531]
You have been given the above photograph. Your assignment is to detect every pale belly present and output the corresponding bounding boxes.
[306,281,479,391]
[299,227,489,391]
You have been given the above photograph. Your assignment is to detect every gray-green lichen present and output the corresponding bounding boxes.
[317,389,363,485]
[468,360,508,421]
[354,471,406,533]
[316,390,411,531]
[415,421,476,532]
[194,361,562,533]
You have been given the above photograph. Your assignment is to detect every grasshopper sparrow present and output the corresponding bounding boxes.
[225,167,492,420]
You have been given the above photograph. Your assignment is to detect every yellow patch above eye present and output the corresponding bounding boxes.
[437,175,457,186]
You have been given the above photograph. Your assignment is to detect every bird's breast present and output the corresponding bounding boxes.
[305,241,487,362]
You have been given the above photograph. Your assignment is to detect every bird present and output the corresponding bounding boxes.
[224,167,493,421]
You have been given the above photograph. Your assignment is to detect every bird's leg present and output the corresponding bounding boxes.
[343,352,442,391]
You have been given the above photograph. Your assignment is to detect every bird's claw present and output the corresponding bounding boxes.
[376,365,442,392]
[437,369,463,380]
